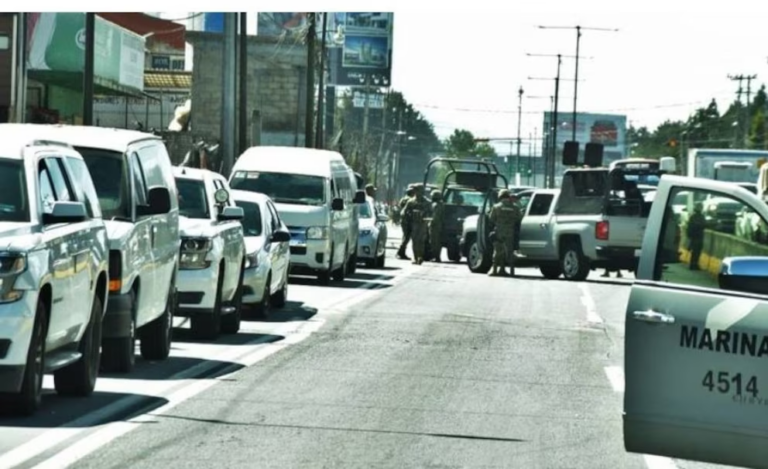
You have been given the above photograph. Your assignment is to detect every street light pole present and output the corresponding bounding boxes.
[515,86,524,184]
[552,55,562,189]
[572,26,581,140]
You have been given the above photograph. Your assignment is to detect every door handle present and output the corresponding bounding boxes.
[539,223,547,229]
[633,310,675,324]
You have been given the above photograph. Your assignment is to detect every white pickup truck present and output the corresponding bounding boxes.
[463,166,659,280]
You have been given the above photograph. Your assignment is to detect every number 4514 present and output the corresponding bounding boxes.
[703,371,759,397]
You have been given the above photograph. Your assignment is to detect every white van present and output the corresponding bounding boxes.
[230,147,366,285]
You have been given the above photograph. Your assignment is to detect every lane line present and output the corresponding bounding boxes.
[644,455,679,469]
[12,269,405,469]
[578,284,603,324]
[603,366,625,393]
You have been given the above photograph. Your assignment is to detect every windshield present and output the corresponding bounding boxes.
[230,171,326,206]
[78,147,129,220]
[235,200,263,237]
[623,173,661,187]
[445,189,485,207]
[358,200,374,218]
[176,178,210,219]
[0,159,29,222]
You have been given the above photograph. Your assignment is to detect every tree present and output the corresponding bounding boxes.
[750,108,766,149]
[444,129,477,158]
[475,142,498,159]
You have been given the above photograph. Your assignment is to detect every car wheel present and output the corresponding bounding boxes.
[560,243,590,281]
[253,273,271,318]
[101,289,136,374]
[332,245,347,281]
[468,239,492,274]
[140,282,175,361]
[191,265,224,340]
[55,294,102,396]
[222,261,245,335]
[271,273,288,309]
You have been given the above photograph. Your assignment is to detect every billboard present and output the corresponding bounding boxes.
[542,111,627,175]
[329,12,393,87]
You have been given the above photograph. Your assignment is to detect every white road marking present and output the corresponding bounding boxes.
[579,283,603,324]
[7,269,407,469]
[602,366,680,469]
[604,366,625,393]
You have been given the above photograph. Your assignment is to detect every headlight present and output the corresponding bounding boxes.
[245,253,259,269]
[0,254,26,304]
[180,238,212,270]
[306,227,328,240]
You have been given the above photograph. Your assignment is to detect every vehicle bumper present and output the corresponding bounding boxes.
[595,246,639,270]
[176,265,219,315]
[103,290,133,339]
[0,292,37,392]
[242,263,269,305]
[289,239,331,273]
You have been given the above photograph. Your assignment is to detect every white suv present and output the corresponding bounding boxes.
[173,167,245,340]
[0,131,108,416]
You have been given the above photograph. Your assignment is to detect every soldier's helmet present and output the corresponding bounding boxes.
[431,190,442,201]
[498,189,511,199]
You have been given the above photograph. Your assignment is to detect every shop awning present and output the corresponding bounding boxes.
[144,71,191,90]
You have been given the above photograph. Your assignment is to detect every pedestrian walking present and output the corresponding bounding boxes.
[402,184,431,264]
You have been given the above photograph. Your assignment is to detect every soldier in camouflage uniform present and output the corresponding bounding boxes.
[488,189,523,276]
[402,184,431,264]
[428,190,444,262]
[397,186,416,260]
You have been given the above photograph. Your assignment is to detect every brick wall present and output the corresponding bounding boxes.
[187,31,307,148]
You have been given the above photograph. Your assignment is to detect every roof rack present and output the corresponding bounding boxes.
[28,139,74,150]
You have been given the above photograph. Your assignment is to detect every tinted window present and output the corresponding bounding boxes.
[654,187,768,291]
[267,201,280,232]
[230,171,326,206]
[130,153,148,206]
[176,178,209,219]
[45,158,73,202]
[445,189,485,207]
[39,163,55,214]
[528,194,554,216]
[358,200,374,219]
[0,159,29,222]
[65,157,101,218]
[77,147,129,219]
[235,200,263,237]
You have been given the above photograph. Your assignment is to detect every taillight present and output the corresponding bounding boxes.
[595,221,609,240]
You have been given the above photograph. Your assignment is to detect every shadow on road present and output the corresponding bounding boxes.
[289,276,392,290]
[511,273,632,287]
[349,272,395,281]
[172,328,284,346]
[101,354,250,381]
[258,301,317,323]
[0,392,169,428]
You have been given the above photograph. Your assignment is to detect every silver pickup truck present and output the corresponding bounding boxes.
[462,166,658,280]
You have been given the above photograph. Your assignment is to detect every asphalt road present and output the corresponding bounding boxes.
[0,225,736,469]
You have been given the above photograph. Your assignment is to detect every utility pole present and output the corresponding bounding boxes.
[729,74,754,147]
[515,86,524,183]
[552,55,562,189]
[238,13,248,155]
[304,13,316,148]
[361,74,371,175]
[314,12,328,149]
[536,25,618,140]
[83,13,95,126]
[374,89,390,187]
[221,13,237,177]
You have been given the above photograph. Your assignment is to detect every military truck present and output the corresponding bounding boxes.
[422,158,508,262]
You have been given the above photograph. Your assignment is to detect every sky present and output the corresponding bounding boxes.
[145,1,768,154]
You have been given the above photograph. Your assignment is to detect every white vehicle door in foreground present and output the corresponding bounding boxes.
[624,176,768,467]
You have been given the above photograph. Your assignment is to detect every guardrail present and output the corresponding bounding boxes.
[679,229,768,276]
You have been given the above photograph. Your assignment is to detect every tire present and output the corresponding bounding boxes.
[317,246,333,285]
[375,252,386,268]
[140,283,175,361]
[333,245,348,282]
[347,250,358,275]
[191,265,224,340]
[253,274,271,318]
[222,262,245,335]
[0,299,48,415]
[539,264,562,280]
[271,272,288,309]
[101,289,136,374]
[55,294,102,396]
[560,242,590,281]
[467,238,492,274]
[447,243,461,263]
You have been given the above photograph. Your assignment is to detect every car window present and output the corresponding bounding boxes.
[0,158,29,222]
[235,200,263,237]
[65,157,101,218]
[358,200,374,219]
[45,157,74,203]
[230,171,326,206]
[266,201,279,232]
[176,178,210,219]
[653,186,768,291]
[77,147,129,219]
[528,193,554,216]
[130,152,148,207]
[38,161,56,214]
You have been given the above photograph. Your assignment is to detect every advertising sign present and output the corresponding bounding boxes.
[542,111,627,172]
[26,13,145,92]
[329,12,393,87]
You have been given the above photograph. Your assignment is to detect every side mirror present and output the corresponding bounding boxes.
[353,190,366,204]
[377,214,389,222]
[332,198,345,211]
[719,256,768,295]
[218,206,244,221]
[140,186,172,216]
[44,201,87,224]
[270,230,291,243]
